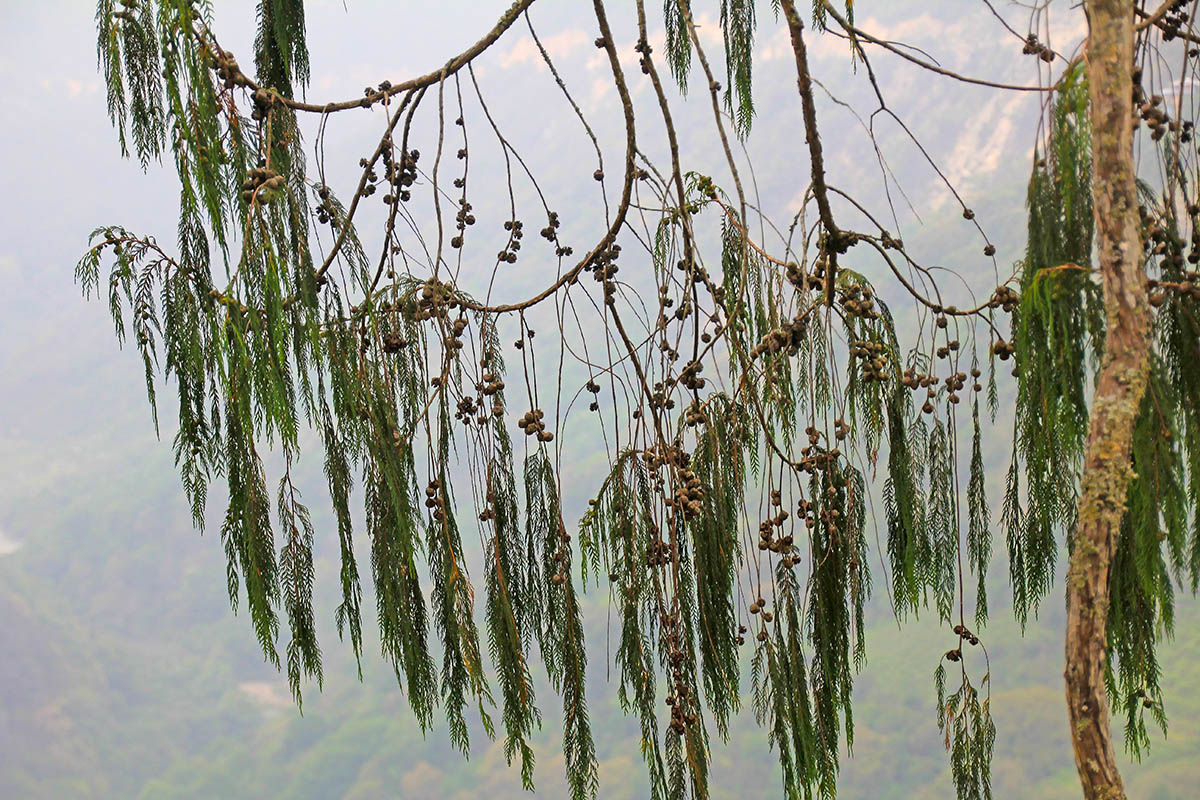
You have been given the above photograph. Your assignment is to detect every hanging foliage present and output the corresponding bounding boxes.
[77,1,1200,798]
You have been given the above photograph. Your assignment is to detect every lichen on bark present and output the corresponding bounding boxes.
[1064,3,1152,798]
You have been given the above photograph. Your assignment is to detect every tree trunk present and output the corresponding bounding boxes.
[1065,2,1150,798]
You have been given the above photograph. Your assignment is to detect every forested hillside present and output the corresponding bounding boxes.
[3,465,1198,798]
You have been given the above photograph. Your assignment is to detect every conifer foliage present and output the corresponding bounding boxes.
[77,1,1200,798]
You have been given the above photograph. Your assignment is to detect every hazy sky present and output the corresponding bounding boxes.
[0,1,561,550]
[0,3,1072,524]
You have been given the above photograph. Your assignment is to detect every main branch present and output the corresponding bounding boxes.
[779,0,841,307]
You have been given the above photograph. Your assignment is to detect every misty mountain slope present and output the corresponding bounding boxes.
[1,1,1197,798]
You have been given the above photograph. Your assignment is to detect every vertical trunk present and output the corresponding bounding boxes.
[1066,2,1150,798]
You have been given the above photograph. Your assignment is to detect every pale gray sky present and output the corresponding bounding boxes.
[0,0,1064,547]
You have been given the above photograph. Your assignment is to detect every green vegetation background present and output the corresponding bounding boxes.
[3,443,1197,799]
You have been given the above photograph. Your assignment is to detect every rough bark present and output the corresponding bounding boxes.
[779,0,841,306]
[1066,2,1151,798]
